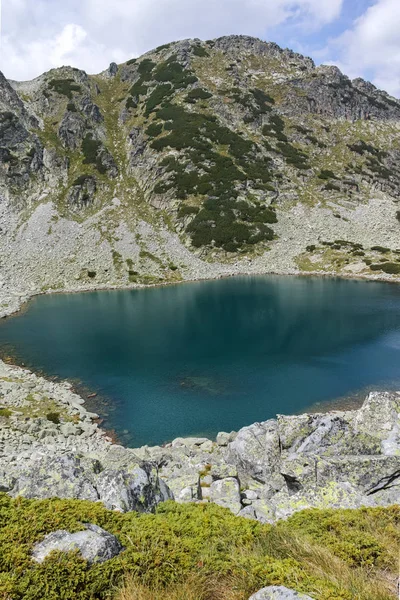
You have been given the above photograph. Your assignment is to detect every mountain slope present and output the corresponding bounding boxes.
[1,35,400,313]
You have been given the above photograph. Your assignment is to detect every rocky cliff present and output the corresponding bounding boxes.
[1,35,400,314]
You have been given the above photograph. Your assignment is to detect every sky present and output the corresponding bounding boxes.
[1,0,399,97]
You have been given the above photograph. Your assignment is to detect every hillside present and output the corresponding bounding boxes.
[1,35,400,312]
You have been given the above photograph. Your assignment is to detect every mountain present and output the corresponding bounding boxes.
[1,35,400,312]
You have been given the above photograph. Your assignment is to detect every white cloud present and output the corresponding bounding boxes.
[0,0,343,80]
[330,0,400,97]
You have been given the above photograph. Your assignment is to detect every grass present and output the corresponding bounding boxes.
[0,497,398,600]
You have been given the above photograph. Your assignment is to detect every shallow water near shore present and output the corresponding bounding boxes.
[1,275,400,446]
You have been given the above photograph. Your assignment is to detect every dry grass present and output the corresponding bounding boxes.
[115,524,398,600]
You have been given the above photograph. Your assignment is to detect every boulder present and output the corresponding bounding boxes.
[209,477,241,515]
[248,586,313,599]
[32,524,123,564]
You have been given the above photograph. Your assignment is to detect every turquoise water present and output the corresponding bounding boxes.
[1,275,400,447]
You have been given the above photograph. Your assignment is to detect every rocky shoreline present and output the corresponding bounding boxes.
[1,356,399,521]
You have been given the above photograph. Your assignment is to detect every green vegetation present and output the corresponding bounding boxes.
[192,45,209,57]
[0,407,11,418]
[82,135,106,175]
[145,122,163,137]
[67,103,77,112]
[87,271,97,279]
[276,141,310,170]
[48,79,82,99]
[371,246,390,253]
[185,88,213,103]
[318,169,337,180]
[126,58,136,66]
[370,262,400,274]
[154,56,198,88]
[144,84,173,116]
[46,412,60,425]
[147,102,277,250]
[0,496,398,600]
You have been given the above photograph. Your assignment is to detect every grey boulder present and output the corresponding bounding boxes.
[249,586,313,599]
[32,523,123,564]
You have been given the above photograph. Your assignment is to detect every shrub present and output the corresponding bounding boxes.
[185,88,212,103]
[81,135,107,175]
[0,407,11,418]
[145,122,163,137]
[318,169,337,180]
[154,57,198,88]
[370,262,400,274]
[126,58,136,65]
[371,246,390,253]
[396,211,400,223]
[46,412,60,424]
[126,97,137,110]
[192,45,209,57]
[87,271,96,279]
[306,245,316,252]
[145,84,173,116]
[48,79,82,99]
[0,496,398,600]
[324,182,341,192]
[178,205,199,218]
[67,103,77,112]
[137,59,156,76]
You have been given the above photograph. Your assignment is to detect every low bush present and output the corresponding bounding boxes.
[0,497,397,600]
[185,88,213,103]
[318,169,337,180]
[48,79,82,99]
[46,412,60,424]
[371,246,390,253]
[192,45,209,57]
[370,262,400,274]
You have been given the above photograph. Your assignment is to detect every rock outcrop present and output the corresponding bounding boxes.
[0,360,173,512]
[248,587,313,600]
[133,391,400,522]
[32,524,123,564]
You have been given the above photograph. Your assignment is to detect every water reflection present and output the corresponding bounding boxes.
[0,275,399,446]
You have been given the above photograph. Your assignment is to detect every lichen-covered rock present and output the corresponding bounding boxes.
[209,477,241,515]
[32,524,123,564]
[248,586,313,599]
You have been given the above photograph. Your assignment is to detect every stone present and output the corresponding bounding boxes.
[248,586,313,599]
[95,465,173,513]
[32,524,123,564]
[210,477,241,515]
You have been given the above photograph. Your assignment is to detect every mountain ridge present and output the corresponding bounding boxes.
[1,34,400,317]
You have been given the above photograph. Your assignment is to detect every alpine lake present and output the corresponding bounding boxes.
[1,275,400,447]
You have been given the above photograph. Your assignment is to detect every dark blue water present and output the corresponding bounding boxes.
[1,276,400,447]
